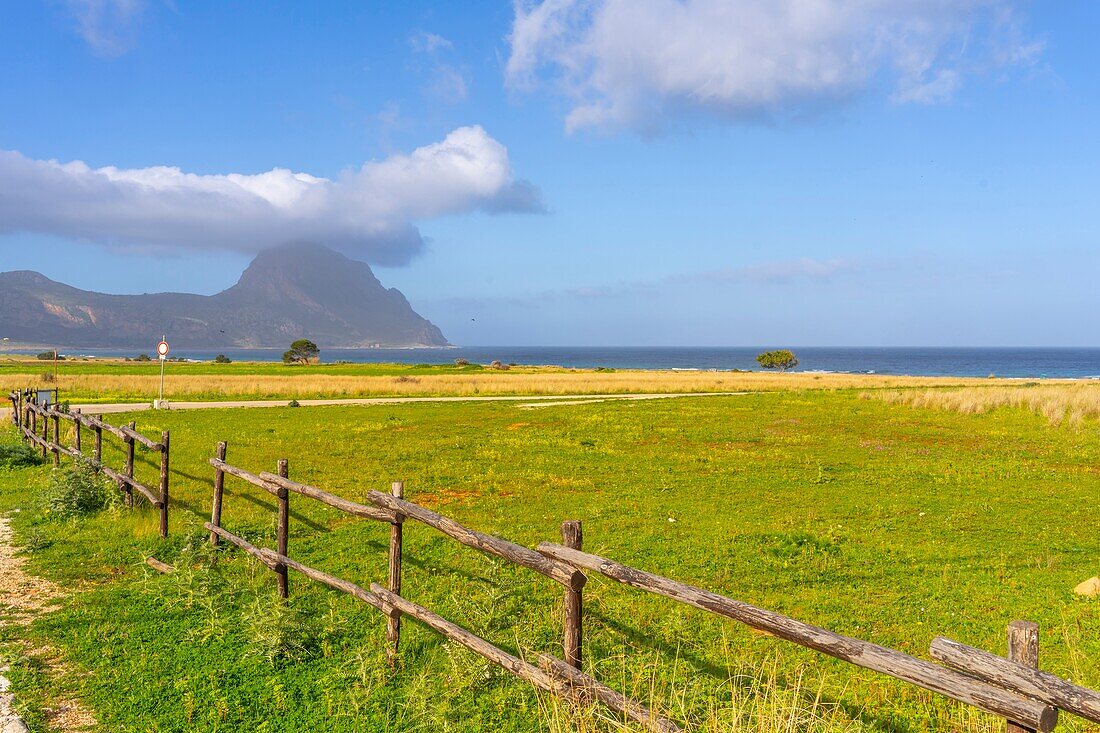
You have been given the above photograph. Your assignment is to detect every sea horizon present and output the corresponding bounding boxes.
[5,345,1100,379]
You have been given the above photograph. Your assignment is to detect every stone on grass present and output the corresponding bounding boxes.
[1073,576,1100,596]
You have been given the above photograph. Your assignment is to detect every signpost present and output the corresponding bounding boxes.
[156,337,169,409]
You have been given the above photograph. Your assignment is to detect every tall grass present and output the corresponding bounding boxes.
[0,370,1047,404]
[872,383,1100,426]
[539,646,1002,732]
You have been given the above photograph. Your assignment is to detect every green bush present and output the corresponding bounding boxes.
[0,443,44,470]
[756,349,800,371]
[43,459,117,520]
[214,354,232,364]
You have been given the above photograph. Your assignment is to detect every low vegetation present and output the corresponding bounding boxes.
[0,355,1064,404]
[42,458,118,519]
[0,389,1098,731]
[873,382,1100,426]
[0,442,43,470]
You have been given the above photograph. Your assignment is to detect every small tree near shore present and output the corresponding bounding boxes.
[756,349,799,372]
[283,339,320,365]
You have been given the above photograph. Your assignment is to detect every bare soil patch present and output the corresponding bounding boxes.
[0,515,96,731]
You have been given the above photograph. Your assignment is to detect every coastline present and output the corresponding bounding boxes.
[3,345,1100,380]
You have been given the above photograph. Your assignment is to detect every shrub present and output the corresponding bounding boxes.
[489,360,510,370]
[214,354,232,364]
[756,349,799,371]
[36,351,61,360]
[135,353,152,362]
[43,459,116,520]
[0,443,44,470]
[287,399,300,408]
[454,358,470,367]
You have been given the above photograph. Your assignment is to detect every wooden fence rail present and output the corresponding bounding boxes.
[536,543,1058,731]
[205,448,672,730]
[196,446,1100,732]
[7,388,170,537]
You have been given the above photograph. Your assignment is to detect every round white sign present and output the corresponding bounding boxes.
[157,340,170,358]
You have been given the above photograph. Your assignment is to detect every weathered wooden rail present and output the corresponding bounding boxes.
[197,445,1100,732]
[205,447,674,731]
[8,388,171,537]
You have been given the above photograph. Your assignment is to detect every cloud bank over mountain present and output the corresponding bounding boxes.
[0,125,542,265]
[507,0,1042,132]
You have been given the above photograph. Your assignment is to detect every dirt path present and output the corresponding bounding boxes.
[0,516,62,626]
[0,515,96,732]
[60,391,745,414]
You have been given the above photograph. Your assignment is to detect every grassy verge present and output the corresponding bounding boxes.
[1,391,1099,731]
[0,356,1070,403]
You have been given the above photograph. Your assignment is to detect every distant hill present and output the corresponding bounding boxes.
[0,244,449,348]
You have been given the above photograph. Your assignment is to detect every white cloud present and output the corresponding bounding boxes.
[65,0,145,56]
[0,126,543,265]
[506,0,1041,132]
[427,65,469,103]
[410,30,469,104]
[683,258,860,284]
[410,31,454,54]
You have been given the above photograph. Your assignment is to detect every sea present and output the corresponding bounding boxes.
[16,346,1100,379]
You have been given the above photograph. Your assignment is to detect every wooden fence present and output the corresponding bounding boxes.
[202,443,1100,733]
[8,388,171,537]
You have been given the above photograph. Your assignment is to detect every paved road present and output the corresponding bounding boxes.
[40,392,743,415]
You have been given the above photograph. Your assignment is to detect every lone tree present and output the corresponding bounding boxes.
[756,349,799,372]
[283,339,320,365]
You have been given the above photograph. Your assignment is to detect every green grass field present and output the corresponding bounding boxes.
[2,391,1099,731]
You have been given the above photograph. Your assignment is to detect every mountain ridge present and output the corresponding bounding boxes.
[0,244,449,349]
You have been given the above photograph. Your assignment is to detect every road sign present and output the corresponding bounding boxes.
[157,340,170,359]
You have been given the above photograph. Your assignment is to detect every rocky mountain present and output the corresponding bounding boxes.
[0,244,449,348]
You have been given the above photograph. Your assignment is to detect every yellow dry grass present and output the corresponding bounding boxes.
[873,383,1100,426]
[0,370,1066,403]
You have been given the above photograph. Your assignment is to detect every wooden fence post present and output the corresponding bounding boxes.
[94,417,103,467]
[51,412,60,466]
[158,430,170,538]
[561,520,583,669]
[1007,621,1040,733]
[276,458,290,599]
[122,421,136,507]
[210,441,227,546]
[40,410,48,460]
[386,480,405,665]
[73,409,81,455]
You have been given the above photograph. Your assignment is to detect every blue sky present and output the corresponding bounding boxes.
[1,1,1097,346]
